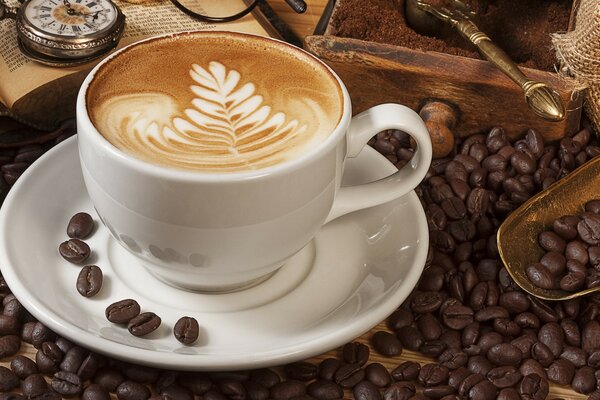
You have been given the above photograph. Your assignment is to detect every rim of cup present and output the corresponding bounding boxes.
[77,30,352,183]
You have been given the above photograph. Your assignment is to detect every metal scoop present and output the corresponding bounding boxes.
[405,0,566,122]
[497,155,600,301]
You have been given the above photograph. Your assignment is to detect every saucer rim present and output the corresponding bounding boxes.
[0,136,428,370]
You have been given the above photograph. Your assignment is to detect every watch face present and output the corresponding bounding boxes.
[24,0,117,37]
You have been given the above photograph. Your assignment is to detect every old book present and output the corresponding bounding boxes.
[0,0,278,130]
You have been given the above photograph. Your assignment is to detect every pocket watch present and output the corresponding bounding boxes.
[0,0,125,66]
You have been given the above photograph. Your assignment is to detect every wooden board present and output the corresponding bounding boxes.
[304,35,583,144]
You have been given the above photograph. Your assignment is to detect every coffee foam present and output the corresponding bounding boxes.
[87,32,343,172]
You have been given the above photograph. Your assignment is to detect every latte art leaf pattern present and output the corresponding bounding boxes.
[97,61,333,172]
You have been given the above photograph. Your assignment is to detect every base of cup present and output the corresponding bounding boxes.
[147,267,280,293]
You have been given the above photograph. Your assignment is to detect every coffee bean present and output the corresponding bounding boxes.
[588,350,600,368]
[540,251,567,276]
[333,363,363,388]
[31,322,55,348]
[173,316,199,345]
[353,381,381,400]
[36,342,63,374]
[418,363,449,387]
[60,346,87,373]
[383,382,415,400]
[498,292,529,314]
[582,320,600,352]
[528,296,558,323]
[538,231,566,253]
[578,213,600,245]
[51,371,82,397]
[457,373,484,397]
[547,358,575,385]
[474,306,508,322]
[476,332,503,353]
[0,367,18,392]
[105,299,140,324]
[526,263,557,289]
[270,380,306,400]
[519,359,547,380]
[9,355,37,379]
[572,366,596,394]
[83,384,111,400]
[364,363,391,387]
[116,381,151,400]
[116,363,159,384]
[22,374,48,398]
[76,265,103,297]
[284,362,317,382]
[390,362,420,381]
[519,373,548,400]
[396,326,423,351]
[67,213,94,239]
[422,385,455,399]
[371,331,402,357]
[566,241,589,264]
[411,292,443,314]
[59,239,91,264]
[486,343,522,366]
[127,312,161,337]
[560,345,587,367]
[78,353,102,381]
[486,366,521,388]
[510,335,535,358]
[387,309,413,331]
[342,342,369,366]
[441,304,473,330]
[431,230,456,253]
[468,379,497,400]
[553,216,579,241]
[438,349,467,370]
[306,380,342,400]
[217,380,246,400]
[20,322,35,344]
[538,322,565,357]
[317,359,341,381]
[467,356,492,375]
[530,342,554,367]
[419,340,447,358]
[560,271,586,291]
[497,388,520,400]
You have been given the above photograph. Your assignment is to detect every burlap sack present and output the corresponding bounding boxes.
[552,0,600,132]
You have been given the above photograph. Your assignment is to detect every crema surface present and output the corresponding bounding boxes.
[87,32,344,172]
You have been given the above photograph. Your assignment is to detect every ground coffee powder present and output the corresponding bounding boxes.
[330,0,572,71]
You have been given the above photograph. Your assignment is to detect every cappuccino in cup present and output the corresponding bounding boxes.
[78,31,432,291]
[86,31,344,172]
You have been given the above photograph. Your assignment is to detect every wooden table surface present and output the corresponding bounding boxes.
[0,1,589,399]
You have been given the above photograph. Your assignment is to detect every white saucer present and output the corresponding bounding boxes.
[0,137,428,371]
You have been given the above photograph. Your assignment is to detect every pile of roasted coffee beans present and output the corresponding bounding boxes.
[0,120,597,399]
[527,200,600,292]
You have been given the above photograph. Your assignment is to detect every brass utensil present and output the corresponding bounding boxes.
[405,0,565,122]
[497,155,600,301]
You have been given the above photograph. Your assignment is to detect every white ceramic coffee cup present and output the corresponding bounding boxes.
[76,31,432,292]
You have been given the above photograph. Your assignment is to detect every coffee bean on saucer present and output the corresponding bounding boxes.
[59,239,90,264]
[76,265,103,297]
[67,213,94,239]
[127,312,161,337]
[83,384,110,400]
[173,316,199,345]
[51,371,82,397]
[9,355,38,379]
[105,299,140,324]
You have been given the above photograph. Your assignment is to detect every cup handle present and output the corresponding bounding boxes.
[325,103,433,223]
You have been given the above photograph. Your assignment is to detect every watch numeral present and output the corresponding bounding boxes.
[84,22,94,29]
[59,24,66,31]
[39,13,51,18]
[86,2,97,8]
[72,25,81,32]
[40,6,52,11]
[48,0,57,5]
